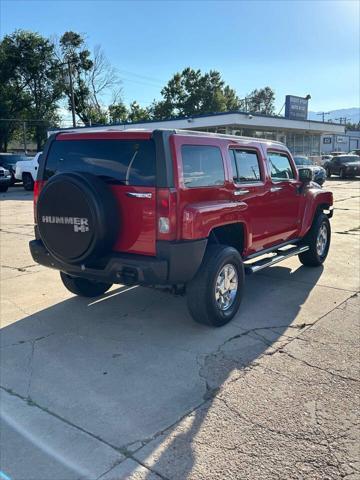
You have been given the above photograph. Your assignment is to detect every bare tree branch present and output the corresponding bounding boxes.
[85,45,122,110]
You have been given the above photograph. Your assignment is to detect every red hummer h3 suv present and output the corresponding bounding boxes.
[30,129,333,327]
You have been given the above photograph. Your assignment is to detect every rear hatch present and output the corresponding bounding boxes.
[41,132,157,256]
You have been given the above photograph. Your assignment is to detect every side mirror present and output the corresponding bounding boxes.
[298,168,313,183]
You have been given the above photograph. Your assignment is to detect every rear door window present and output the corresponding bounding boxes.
[230,149,261,182]
[44,139,156,186]
[181,145,224,187]
[268,152,295,181]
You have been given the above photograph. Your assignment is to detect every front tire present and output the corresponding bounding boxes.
[326,168,331,178]
[187,245,244,327]
[299,213,331,267]
[60,271,112,297]
[340,168,346,179]
[22,173,34,191]
[0,185,8,192]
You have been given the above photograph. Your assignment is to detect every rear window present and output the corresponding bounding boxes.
[181,145,224,187]
[44,139,156,186]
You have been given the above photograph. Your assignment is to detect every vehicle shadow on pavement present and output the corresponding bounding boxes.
[0,187,34,201]
[0,265,323,480]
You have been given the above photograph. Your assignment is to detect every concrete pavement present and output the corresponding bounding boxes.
[0,179,359,479]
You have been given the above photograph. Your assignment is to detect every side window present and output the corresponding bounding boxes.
[231,149,261,182]
[268,152,295,181]
[230,150,238,181]
[181,145,225,187]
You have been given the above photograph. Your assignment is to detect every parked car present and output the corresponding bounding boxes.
[349,149,360,156]
[0,166,12,192]
[15,152,42,191]
[325,154,360,179]
[321,154,333,165]
[0,153,30,185]
[30,129,333,327]
[293,156,326,186]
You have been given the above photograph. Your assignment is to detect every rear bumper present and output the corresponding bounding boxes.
[29,238,207,285]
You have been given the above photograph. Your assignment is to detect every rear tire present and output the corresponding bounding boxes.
[186,245,244,327]
[60,271,112,297]
[299,213,331,267]
[0,185,8,192]
[22,173,34,191]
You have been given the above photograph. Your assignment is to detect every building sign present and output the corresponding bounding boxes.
[285,95,309,121]
[336,136,346,143]
[323,137,332,144]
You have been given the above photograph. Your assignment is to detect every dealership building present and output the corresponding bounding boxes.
[106,110,346,157]
[54,95,357,157]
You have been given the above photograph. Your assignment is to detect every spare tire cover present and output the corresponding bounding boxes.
[37,172,118,264]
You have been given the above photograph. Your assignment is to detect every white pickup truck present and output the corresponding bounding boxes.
[15,152,42,191]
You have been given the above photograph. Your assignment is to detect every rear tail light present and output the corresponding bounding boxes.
[33,180,45,222]
[156,188,177,240]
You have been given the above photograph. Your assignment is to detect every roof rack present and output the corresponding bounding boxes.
[172,128,284,145]
[50,125,284,146]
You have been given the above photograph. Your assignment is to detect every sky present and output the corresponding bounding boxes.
[1,0,359,115]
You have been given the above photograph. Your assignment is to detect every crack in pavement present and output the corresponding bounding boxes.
[2,297,32,318]
[217,395,328,445]
[334,195,360,203]
[1,264,38,272]
[0,385,124,453]
[1,333,56,349]
[277,349,360,383]
[0,384,183,480]
[1,292,358,479]
[0,228,33,237]
[96,457,169,480]
[335,226,360,236]
[313,401,348,478]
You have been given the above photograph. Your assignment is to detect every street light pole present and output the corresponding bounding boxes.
[67,61,76,128]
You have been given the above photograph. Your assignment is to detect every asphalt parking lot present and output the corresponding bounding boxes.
[0,179,359,480]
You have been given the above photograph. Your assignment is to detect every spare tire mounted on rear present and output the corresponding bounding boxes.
[37,172,118,264]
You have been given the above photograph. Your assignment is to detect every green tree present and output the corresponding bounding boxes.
[59,31,93,125]
[345,122,360,131]
[0,30,61,150]
[127,101,151,122]
[59,33,122,126]
[108,101,128,123]
[246,87,275,115]
[150,68,241,119]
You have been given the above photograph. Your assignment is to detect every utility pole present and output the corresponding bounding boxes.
[317,112,330,122]
[22,121,27,154]
[67,61,76,128]
[336,117,351,125]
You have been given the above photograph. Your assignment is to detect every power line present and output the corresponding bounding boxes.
[118,69,166,85]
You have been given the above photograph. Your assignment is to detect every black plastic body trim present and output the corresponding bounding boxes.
[157,239,208,283]
[37,133,58,181]
[152,129,175,188]
[29,238,208,286]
